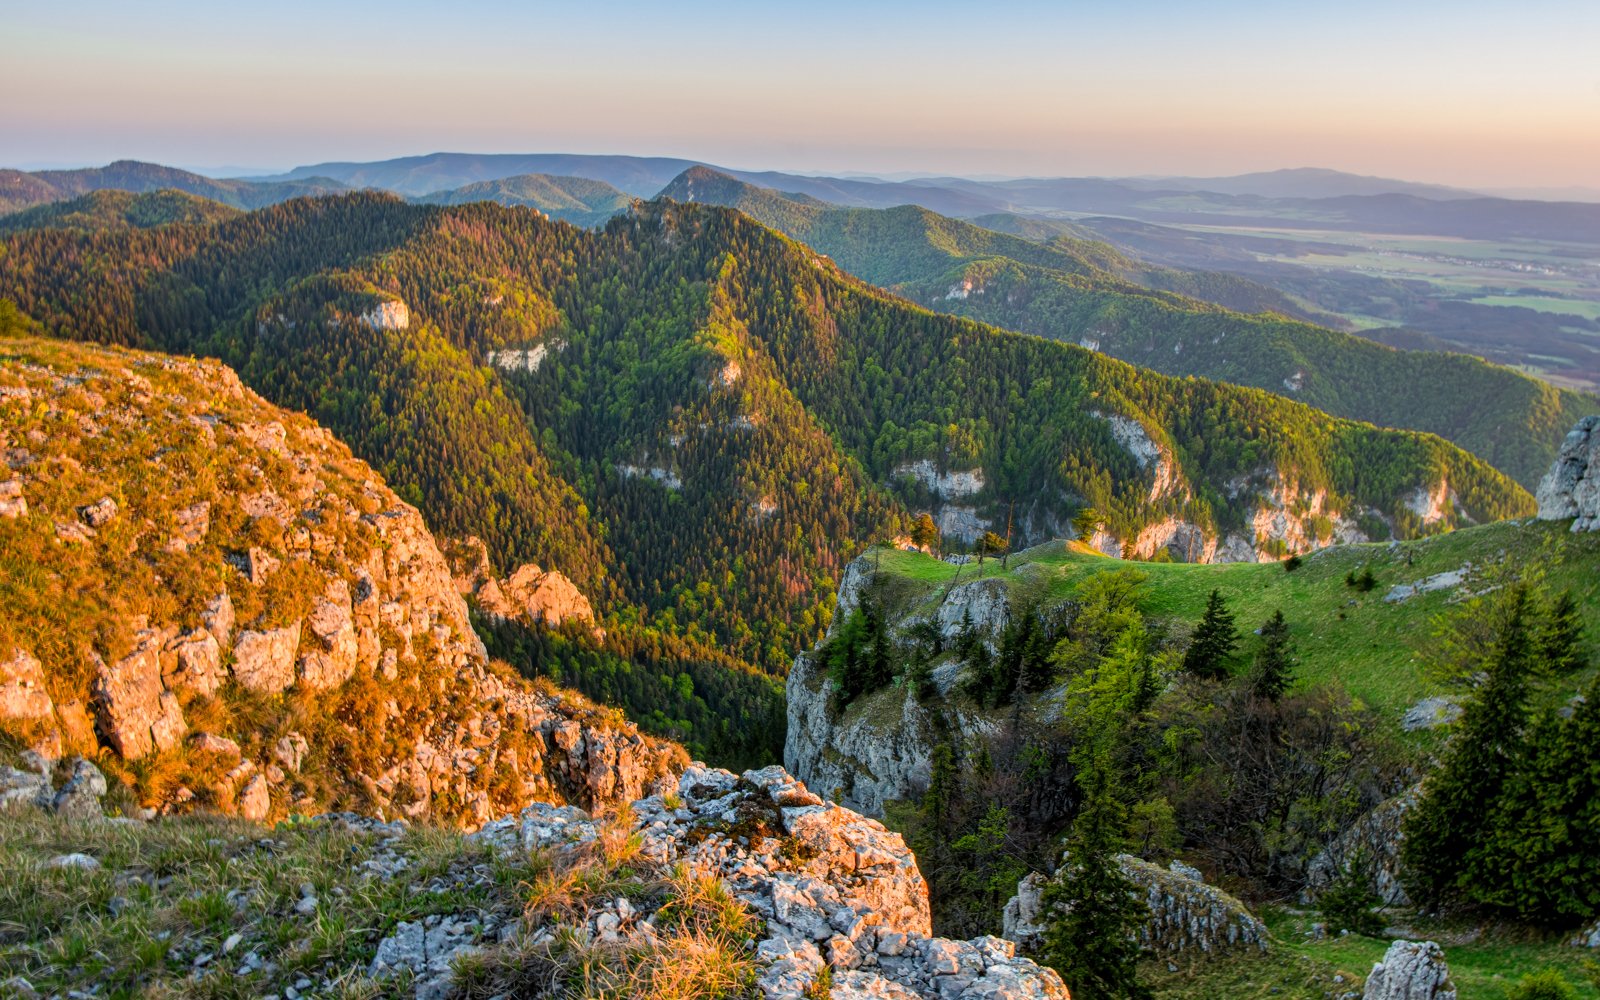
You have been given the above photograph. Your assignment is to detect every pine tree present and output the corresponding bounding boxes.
[1401,585,1535,910]
[923,742,960,829]
[1250,610,1294,701]
[1040,758,1150,1000]
[1182,589,1238,680]
[1537,590,1586,676]
[1471,669,1600,924]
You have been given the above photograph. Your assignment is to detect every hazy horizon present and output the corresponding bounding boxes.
[4,0,1597,191]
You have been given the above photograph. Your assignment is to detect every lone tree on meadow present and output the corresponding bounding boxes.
[1183,589,1239,680]
[1250,609,1294,701]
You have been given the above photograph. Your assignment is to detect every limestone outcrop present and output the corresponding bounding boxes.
[786,555,1010,816]
[1306,787,1418,907]
[460,764,1069,1000]
[1004,855,1269,957]
[1538,415,1600,530]
[358,298,410,331]
[446,535,597,630]
[0,336,681,823]
[1362,940,1456,1000]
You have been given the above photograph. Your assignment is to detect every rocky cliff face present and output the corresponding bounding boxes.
[1004,855,1269,957]
[785,560,1014,816]
[0,336,682,822]
[1538,415,1600,531]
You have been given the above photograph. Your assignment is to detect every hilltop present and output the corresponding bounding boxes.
[0,188,242,233]
[414,173,633,227]
[0,160,349,214]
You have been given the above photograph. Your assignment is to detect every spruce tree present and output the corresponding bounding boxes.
[1250,610,1294,701]
[1472,670,1600,924]
[1401,585,1535,910]
[1537,590,1586,675]
[1182,589,1238,680]
[1040,759,1150,1000]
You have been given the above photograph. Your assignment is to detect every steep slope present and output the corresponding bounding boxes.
[414,173,633,227]
[0,333,684,822]
[0,160,351,214]
[662,167,1596,489]
[0,188,242,232]
[0,196,1533,680]
[788,518,1600,818]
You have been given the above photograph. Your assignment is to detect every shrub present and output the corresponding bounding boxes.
[1507,970,1579,1000]
[1317,855,1385,937]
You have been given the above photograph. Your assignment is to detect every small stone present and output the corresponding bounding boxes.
[78,496,118,528]
[47,853,101,871]
[222,932,243,954]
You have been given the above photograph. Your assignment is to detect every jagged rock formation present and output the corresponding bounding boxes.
[1362,940,1457,1000]
[1538,415,1600,530]
[0,336,681,821]
[1004,856,1269,957]
[445,535,596,630]
[786,557,1013,815]
[456,764,1067,1000]
[1306,787,1418,907]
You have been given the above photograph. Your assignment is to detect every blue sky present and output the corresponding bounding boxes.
[3,0,1596,187]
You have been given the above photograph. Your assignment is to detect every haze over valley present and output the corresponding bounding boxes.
[2,3,1598,998]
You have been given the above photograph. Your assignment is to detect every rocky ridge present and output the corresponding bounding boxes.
[446,535,597,631]
[0,336,682,821]
[786,557,1012,816]
[456,764,1068,1000]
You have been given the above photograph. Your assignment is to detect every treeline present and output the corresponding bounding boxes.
[476,617,785,770]
[874,567,1401,945]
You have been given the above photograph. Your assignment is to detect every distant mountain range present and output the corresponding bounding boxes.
[0,159,348,214]
[8,155,1600,246]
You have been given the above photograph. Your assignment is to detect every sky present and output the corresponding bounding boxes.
[3,0,1598,190]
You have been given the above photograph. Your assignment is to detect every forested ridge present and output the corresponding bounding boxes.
[0,193,1532,686]
[662,166,1596,489]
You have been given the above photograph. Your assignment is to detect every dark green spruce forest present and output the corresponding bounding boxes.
[0,192,1535,760]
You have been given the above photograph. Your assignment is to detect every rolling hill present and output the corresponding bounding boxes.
[414,173,633,226]
[660,167,1598,489]
[0,195,1533,679]
[0,188,242,233]
[0,160,350,214]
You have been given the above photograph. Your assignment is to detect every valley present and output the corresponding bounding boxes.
[1,161,1597,1000]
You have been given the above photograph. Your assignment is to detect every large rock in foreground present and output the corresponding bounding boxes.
[467,764,1068,1000]
[1537,415,1600,530]
[1362,940,1456,1000]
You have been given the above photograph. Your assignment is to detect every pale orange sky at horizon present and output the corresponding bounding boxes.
[4,0,1597,191]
